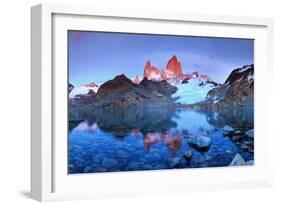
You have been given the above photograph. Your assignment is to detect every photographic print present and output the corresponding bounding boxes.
[68,31,254,174]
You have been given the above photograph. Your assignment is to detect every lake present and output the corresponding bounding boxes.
[68,107,254,174]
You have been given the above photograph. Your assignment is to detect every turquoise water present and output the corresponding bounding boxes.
[68,108,254,174]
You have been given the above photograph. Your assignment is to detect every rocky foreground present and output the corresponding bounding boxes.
[183,125,254,166]
[68,124,254,173]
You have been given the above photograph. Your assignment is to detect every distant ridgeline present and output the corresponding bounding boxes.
[68,55,254,119]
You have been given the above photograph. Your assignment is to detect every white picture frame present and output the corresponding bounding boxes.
[31,3,274,202]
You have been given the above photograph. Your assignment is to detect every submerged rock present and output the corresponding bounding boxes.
[83,166,93,173]
[244,141,253,146]
[153,164,166,170]
[226,149,233,154]
[229,153,246,166]
[249,149,254,153]
[222,125,235,136]
[187,135,211,152]
[93,154,103,163]
[150,152,162,162]
[246,160,254,165]
[143,164,153,170]
[128,162,143,170]
[231,135,241,141]
[234,131,243,135]
[245,129,254,139]
[183,151,193,161]
[241,144,249,150]
[169,157,181,168]
[117,150,132,158]
[102,157,118,168]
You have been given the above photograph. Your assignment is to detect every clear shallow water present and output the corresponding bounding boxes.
[68,107,254,174]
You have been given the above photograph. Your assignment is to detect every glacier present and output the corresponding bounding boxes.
[172,78,216,104]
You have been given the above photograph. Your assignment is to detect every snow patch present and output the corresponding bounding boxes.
[69,85,99,98]
[213,99,219,104]
[247,74,254,81]
[239,65,252,73]
[149,71,162,81]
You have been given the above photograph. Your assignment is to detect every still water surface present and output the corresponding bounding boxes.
[68,107,254,174]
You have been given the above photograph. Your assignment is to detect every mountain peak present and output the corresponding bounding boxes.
[167,55,179,65]
[171,55,178,61]
[145,60,151,67]
[143,60,162,81]
[113,74,132,82]
[165,55,183,77]
[139,56,216,85]
[224,64,254,84]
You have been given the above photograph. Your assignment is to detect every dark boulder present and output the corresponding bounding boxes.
[245,129,254,139]
[183,151,193,162]
[186,135,212,152]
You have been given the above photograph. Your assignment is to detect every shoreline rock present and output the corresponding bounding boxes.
[186,135,211,152]
[222,125,235,136]
[102,157,118,168]
[229,153,246,166]
[183,151,193,162]
[169,157,181,168]
[229,153,254,167]
[245,129,254,139]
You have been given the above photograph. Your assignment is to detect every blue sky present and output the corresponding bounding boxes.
[68,31,254,86]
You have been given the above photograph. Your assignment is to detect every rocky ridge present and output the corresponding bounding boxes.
[92,74,177,108]
[188,64,254,110]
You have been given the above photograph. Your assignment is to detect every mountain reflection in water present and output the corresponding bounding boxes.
[68,107,254,174]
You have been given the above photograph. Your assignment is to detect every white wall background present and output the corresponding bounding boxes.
[0,0,280,205]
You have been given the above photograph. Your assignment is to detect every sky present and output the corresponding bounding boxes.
[68,31,254,86]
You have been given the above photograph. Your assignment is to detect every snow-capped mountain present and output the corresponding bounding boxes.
[69,55,218,106]
[131,55,218,104]
[69,82,99,98]
[172,64,254,106]
[204,64,254,108]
